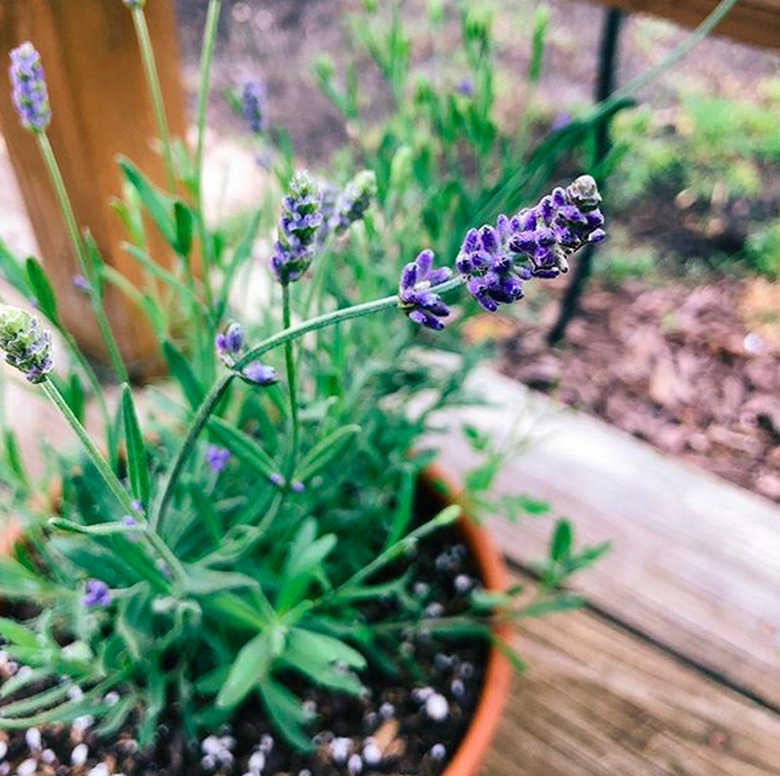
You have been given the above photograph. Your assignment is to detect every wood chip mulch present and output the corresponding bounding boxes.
[495,278,780,504]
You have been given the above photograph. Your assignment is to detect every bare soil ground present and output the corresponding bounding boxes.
[494,278,780,503]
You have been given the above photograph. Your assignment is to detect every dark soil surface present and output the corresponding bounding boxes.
[0,526,490,776]
[495,277,780,503]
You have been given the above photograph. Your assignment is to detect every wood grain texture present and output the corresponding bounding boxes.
[434,368,780,710]
[481,599,780,775]
[0,0,187,378]
[590,0,780,50]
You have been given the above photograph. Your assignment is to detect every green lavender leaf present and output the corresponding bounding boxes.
[122,384,150,508]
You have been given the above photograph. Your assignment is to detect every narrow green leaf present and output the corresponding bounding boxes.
[296,424,361,482]
[0,618,37,648]
[208,416,277,479]
[118,156,177,246]
[25,257,59,322]
[258,677,316,753]
[217,632,276,709]
[0,558,47,599]
[550,519,573,562]
[174,200,194,257]
[288,628,366,671]
[162,342,204,410]
[0,239,31,297]
[122,384,150,508]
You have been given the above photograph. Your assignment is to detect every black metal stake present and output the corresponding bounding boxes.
[548,7,624,346]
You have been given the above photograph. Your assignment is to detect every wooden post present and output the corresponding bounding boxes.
[0,0,187,380]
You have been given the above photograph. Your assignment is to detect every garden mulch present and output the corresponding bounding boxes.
[494,277,780,504]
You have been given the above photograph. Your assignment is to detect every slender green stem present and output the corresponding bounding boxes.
[131,6,176,193]
[193,0,223,315]
[152,374,233,532]
[36,133,129,385]
[57,326,114,455]
[236,277,462,370]
[152,277,463,532]
[195,0,223,190]
[41,380,135,515]
[40,379,186,585]
[282,284,299,478]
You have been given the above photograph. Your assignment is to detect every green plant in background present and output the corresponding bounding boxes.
[0,0,609,766]
[611,85,780,205]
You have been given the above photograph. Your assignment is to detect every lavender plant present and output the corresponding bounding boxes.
[0,4,609,774]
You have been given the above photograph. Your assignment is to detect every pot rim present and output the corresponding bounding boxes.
[425,466,513,776]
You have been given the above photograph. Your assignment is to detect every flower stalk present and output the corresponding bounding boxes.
[35,132,129,384]
[130,5,176,193]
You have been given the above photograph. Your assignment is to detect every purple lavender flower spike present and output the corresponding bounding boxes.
[398,250,452,331]
[456,222,524,312]
[456,79,474,96]
[0,305,53,383]
[241,81,267,135]
[458,175,606,312]
[9,43,51,133]
[291,481,305,493]
[205,445,231,473]
[83,579,111,609]
[270,170,323,285]
[72,275,91,294]
[242,361,278,386]
[330,171,377,236]
[269,472,285,488]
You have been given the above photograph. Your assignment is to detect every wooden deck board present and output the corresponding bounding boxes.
[434,368,780,710]
[588,0,780,51]
[481,593,780,775]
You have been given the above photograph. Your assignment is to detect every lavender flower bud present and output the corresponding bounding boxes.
[72,275,91,294]
[0,305,53,383]
[83,579,111,609]
[331,170,377,235]
[216,321,246,367]
[269,472,285,488]
[241,80,267,135]
[205,445,231,473]
[122,0,147,8]
[398,250,451,331]
[270,170,323,285]
[241,361,277,386]
[9,43,51,132]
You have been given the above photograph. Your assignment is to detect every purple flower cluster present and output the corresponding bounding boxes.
[241,81,267,135]
[215,322,278,387]
[398,250,452,331]
[83,579,111,609]
[457,175,605,312]
[330,171,377,236]
[205,445,231,473]
[270,170,323,285]
[9,43,51,132]
[0,305,53,383]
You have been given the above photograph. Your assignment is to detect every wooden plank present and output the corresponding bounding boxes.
[480,596,780,775]
[0,0,187,379]
[591,0,780,50]
[434,368,780,710]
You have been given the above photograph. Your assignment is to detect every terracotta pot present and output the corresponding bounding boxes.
[0,468,512,775]
[421,467,513,776]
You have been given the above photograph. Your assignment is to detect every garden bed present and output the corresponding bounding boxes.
[495,277,780,503]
